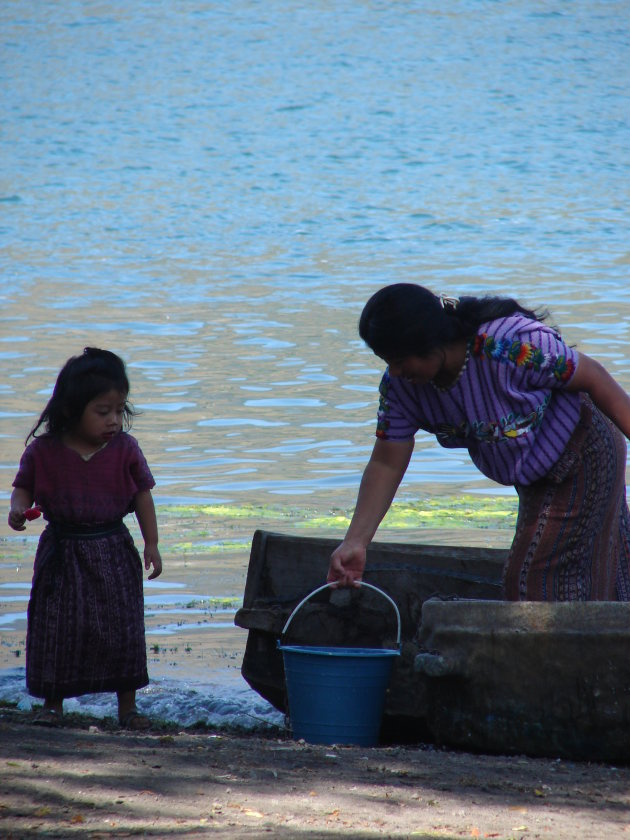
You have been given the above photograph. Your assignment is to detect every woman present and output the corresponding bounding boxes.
[327,283,630,601]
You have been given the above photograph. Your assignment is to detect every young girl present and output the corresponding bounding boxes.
[8,347,162,728]
[328,283,630,602]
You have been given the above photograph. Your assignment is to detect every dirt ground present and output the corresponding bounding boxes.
[2,708,630,840]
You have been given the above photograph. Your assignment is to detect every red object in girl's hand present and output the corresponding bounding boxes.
[24,506,42,521]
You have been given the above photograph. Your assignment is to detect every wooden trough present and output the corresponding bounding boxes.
[235,530,630,762]
[234,530,506,741]
[415,598,630,763]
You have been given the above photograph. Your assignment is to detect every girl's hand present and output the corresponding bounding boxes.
[8,508,27,531]
[144,545,163,580]
[134,490,162,579]
[8,488,34,531]
[8,505,41,529]
[327,540,367,588]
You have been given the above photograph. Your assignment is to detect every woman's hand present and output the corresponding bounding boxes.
[327,540,367,587]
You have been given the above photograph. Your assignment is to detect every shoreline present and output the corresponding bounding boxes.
[2,706,630,839]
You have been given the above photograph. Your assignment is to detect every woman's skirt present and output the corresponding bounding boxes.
[26,522,149,699]
[504,395,630,601]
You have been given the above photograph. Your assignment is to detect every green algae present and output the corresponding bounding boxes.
[380,495,517,530]
[2,496,518,566]
[147,597,241,612]
[0,538,39,565]
[157,494,518,536]
[169,540,251,554]
[160,502,303,521]
[182,597,241,610]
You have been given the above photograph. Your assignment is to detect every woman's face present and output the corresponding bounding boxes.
[384,351,443,385]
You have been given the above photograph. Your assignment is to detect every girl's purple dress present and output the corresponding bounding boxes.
[12,432,155,699]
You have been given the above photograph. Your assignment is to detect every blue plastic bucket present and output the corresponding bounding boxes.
[278,582,401,746]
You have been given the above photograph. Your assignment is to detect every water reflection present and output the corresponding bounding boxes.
[1,0,630,725]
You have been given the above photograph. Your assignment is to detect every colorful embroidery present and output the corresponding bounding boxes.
[436,421,471,442]
[472,333,575,382]
[376,375,390,438]
[436,396,550,444]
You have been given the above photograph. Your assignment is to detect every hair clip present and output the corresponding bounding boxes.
[439,294,460,310]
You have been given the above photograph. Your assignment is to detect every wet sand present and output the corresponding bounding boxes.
[2,516,629,838]
[2,707,630,839]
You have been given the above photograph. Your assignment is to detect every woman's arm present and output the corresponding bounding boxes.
[567,352,630,439]
[327,437,414,586]
[134,489,162,579]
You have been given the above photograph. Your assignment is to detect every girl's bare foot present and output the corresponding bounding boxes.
[34,699,63,726]
[117,689,151,730]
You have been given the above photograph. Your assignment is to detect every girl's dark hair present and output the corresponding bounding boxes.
[27,347,135,443]
[358,283,546,360]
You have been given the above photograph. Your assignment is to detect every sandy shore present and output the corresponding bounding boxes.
[3,514,629,837]
[2,707,630,839]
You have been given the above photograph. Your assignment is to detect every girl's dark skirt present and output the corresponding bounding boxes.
[26,522,149,699]
[504,396,630,601]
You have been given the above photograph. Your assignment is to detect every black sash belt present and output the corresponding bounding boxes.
[48,520,125,540]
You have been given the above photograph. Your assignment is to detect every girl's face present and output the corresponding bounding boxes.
[385,351,443,385]
[73,389,127,448]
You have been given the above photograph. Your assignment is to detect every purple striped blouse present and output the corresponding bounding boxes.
[375,314,581,486]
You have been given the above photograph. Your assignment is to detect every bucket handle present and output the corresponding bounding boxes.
[281,582,402,649]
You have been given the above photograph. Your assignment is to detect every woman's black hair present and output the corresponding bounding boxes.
[27,347,135,443]
[358,283,546,360]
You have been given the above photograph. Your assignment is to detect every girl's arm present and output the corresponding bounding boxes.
[327,437,414,586]
[134,489,162,579]
[567,352,630,439]
[8,487,33,531]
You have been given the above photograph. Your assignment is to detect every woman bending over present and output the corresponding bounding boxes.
[328,283,630,601]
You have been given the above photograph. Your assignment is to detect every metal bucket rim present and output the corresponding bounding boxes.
[278,643,400,657]
[280,581,402,649]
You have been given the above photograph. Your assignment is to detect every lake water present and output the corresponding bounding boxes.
[1,0,629,730]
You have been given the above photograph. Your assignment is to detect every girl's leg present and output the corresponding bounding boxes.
[117,689,137,721]
[33,696,64,725]
[116,689,138,721]
[117,689,151,729]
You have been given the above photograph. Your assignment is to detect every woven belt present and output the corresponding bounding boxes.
[48,520,125,540]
